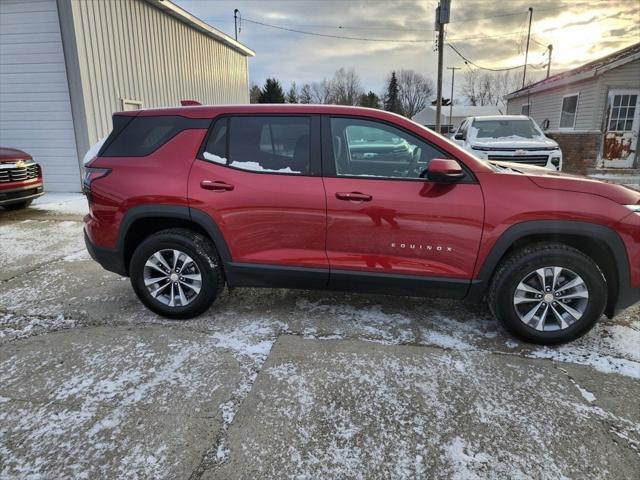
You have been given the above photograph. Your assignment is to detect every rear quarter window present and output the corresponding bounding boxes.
[100,115,210,157]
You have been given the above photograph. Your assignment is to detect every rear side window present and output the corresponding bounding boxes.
[202,118,228,165]
[100,115,210,157]
[201,116,311,174]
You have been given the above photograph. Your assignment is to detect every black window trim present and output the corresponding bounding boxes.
[320,114,477,184]
[196,113,322,177]
[99,114,211,158]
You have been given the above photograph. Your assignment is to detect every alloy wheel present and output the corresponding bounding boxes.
[143,249,202,307]
[513,266,589,332]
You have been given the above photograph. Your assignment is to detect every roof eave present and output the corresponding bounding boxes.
[145,0,255,57]
[506,50,640,99]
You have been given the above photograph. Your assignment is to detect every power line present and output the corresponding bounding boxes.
[447,43,545,72]
[242,18,430,43]
[244,17,553,45]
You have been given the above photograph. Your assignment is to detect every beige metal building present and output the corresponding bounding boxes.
[0,0,254,191]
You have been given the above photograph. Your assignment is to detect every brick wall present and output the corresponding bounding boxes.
[546,132,601,174]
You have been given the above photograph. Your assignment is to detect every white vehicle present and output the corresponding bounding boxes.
[452,115,563,171]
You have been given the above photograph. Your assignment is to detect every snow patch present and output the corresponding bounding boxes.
[203,152,227,165]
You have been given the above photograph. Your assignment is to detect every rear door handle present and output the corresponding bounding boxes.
[335,192,372,202]
[201,180,234,192]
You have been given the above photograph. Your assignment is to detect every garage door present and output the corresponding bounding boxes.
[0,0,80,192]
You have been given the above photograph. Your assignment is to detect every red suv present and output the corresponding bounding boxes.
[0,147,44,210]
[83,105,640,344]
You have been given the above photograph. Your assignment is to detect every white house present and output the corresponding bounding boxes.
[0,0,255,191]
[412,105,501,132]
[506,42,639,175]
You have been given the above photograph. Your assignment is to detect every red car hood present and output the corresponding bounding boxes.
[491,161,640,206]
[0,147,31,163]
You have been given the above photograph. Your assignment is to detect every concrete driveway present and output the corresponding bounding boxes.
[1,194,639,479]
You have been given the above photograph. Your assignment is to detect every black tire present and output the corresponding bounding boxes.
[129,228,224,319]
[488,243,607,344]
[3,200,32,210]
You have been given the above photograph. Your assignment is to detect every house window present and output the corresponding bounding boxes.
[608,94,638,132]
[559,94,578,129]
[521,104,530,116]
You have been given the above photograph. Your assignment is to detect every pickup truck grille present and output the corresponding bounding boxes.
[487,155,549,167]
[0,162,40,183]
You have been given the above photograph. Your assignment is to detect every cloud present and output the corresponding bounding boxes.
[175,0,639,96]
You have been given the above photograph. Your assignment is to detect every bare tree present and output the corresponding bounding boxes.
[310,78,333,104]
[395,69,435,118]
[331,67,363,106]
[461,69,530,110]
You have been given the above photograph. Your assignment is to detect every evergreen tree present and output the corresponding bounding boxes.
[286,82,298,103]
[258,78,285,103]
[299,84,312,104]
[358,91,381,109]
[249,84,261,104]
[383,71,401,114]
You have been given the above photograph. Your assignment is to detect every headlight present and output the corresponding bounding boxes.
[624,205,640,214]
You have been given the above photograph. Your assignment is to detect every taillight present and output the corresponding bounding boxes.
[82,167,111,197]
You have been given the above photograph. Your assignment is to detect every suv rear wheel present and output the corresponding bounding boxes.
[129,228,223,319]
[489,243,607,344]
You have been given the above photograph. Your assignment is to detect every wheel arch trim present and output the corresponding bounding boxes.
[116,205,232,268]
[470,220,631,316]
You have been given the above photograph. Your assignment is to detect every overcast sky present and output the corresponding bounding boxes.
[174,0,639,97]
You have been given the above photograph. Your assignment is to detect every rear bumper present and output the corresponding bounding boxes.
[0,184,44,206]
[84,228,127,276]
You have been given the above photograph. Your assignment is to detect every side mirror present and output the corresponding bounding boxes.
[426,158,465,183]
[454,132,465,140]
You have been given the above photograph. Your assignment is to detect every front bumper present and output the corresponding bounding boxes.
[84,228,127,276]
[0,184,44,206]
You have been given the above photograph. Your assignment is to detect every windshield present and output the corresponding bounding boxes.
[471,119,542,139]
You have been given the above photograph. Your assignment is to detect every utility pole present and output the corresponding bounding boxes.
[546,44,553,78]
[435,0,451,134]
[522,7,533,88]
[234,9,240,40]
[446,66,460,132]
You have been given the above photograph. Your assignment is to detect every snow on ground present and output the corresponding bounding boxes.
[216,336,638,479]
[0,312,78,344]
[1,209,639,478]
[0,327,243,479]
[31,192,88,215]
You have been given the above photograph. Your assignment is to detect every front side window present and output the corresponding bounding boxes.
[330,117,443,179]
[559,94,579,129]
[229,116,311,174]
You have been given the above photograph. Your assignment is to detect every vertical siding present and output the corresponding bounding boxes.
[68,0,250,146]
[0,0,80,191]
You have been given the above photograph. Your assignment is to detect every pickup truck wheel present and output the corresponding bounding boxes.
[129,228,224,319]
[488,243,606,344]
[3,200,32,210]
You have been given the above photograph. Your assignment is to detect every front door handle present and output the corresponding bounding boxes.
[335,191,372,202]
[201,180,234,192]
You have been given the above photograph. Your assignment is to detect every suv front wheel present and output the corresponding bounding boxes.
[129,228,224,319]
[489,243,607,344]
